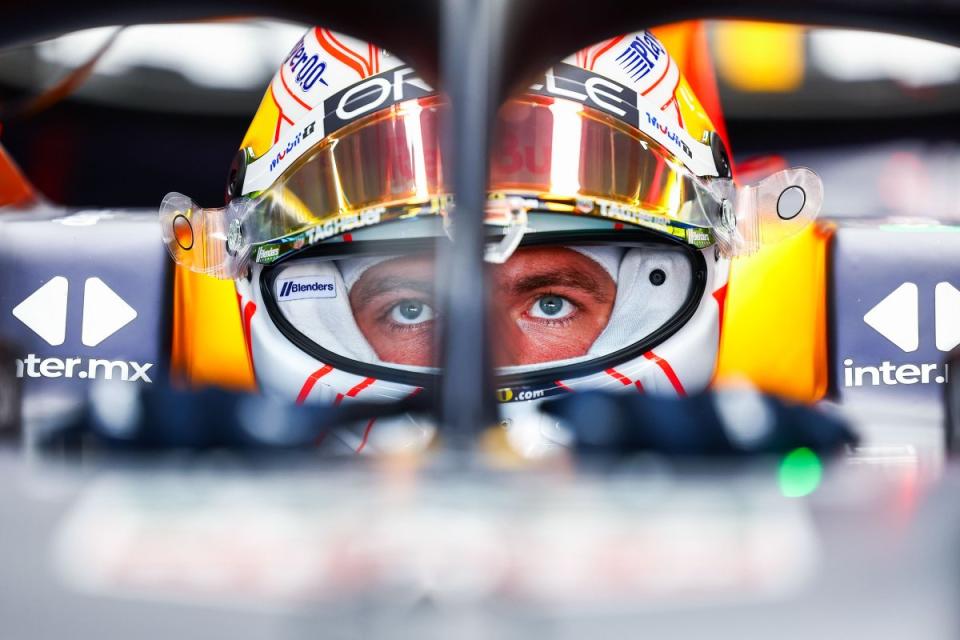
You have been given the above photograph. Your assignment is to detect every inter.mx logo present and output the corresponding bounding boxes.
[11,276,153,383]
[844,282,957,387]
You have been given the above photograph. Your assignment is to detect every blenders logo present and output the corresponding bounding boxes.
[276,276,337,301]
[284,37,329,92]
[687,229,712,248]
[615,32,665,81]
[279,281,334,297]
[255,246,280,262]
[269,121,317,172]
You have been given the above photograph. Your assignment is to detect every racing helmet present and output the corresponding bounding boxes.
[160,27,822,454]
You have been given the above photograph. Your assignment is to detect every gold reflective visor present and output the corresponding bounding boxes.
[161,95,822,279]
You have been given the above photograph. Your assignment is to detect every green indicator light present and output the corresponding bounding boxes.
[778,447,822,498]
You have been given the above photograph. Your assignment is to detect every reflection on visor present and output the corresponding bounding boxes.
[161,95,823,279]
[259,94,711,229]
[491,97,707,220]
[267,240,696,375]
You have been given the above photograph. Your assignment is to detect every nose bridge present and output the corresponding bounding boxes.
[487,267,522,367]
[490,314,522,368]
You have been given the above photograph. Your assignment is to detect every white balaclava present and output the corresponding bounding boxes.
[273,244,691,370]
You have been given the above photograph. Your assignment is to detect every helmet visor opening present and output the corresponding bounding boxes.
[260,230,706,386]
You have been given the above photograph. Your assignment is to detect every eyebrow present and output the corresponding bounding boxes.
[510,268,612,303]
[351,275,435,309]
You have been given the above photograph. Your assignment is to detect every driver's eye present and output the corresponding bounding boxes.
[390,300,434,324]
[529,295,574,320]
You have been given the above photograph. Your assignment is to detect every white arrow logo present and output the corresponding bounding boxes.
[863,282,919,353]
[11,277,137,347]
[11,276,69,346]
[81,277,138,347]
[935,282,960,352]
[864,281,960,353]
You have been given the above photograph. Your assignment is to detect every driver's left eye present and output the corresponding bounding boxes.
[528,295,574,320]
[390,300,434,325]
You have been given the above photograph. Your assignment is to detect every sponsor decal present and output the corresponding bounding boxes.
[322,66,432,134]
[842,281,960,388]
[255,246,281,263]
[276,276,337,301]
[686,229,713,248]
[15,355,152,383]
[269,121,317,173]
[11,277,154,383]
[842,358,948,387]
[597,200,668,230]
[284,37,329,92]
[530,62,639,131]
[12,277,137,348]
[862,281,960,353]
[587,200,697,243]
[254,205,401,264]
[496,387,546,402]
[862,282,918,352]
[644,112,692,159]
[12,276,68,346]
[527,63,710,173]
[245,67,432,193]
[615,32,666,81]
[304,206,384,244]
